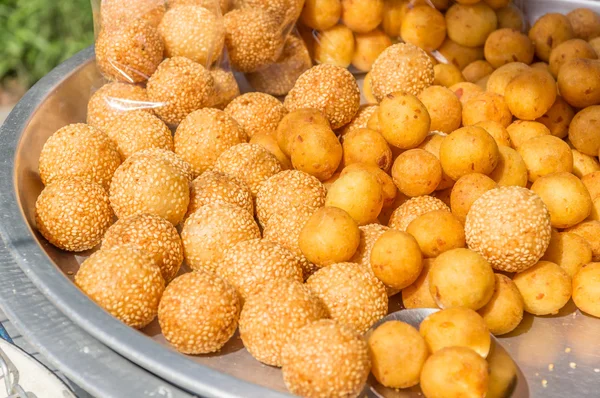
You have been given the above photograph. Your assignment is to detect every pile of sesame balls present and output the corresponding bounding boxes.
[31,0,600,396]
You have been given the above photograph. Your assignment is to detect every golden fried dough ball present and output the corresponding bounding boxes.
[378,92,431,149]
[418,85,462,134]
[314,24,355,68]
[450,173,498,224]
[462,60,495,83]
[433,63,466,88]
[567,8,600,41]
[489,145,528,187]
[484,28,534,68]
[326,169,384,225]
[549,39,598,78]
[352,29,393,72]
[340,0,384,33]
[557,58,600,108]
[401,6,447,52]
[440,126,500,181]
[485,61,529,96]
[535,96,575,139]
[572,262,600,318]
[518,135,573,182]
[542,230,593,278]
[569,106,600,157]
[478,274,524,335]
[445,2,498,48]
[392,149,442,197]
[370,229,423,290]
[513,261,572,315]
[528,13,575,62]
[462,92,512,128]
[505,69,557,120]
[506,120,551,151]
[437,38,485,70]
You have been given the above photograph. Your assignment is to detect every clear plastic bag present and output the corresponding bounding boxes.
[298,0,527,74]
[89,0,239,126]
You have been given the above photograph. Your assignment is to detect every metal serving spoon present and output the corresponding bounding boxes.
[364,308,529,398]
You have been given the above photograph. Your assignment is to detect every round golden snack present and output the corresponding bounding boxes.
[528,13,575,62]
[542,230,593,278]
[506,120,551,150]
[567,8,600,41]
[484,28,534,68]
[401,6,447,52]
[290,123,342,181]
[440,126,500,181]
[518,135,573,182]
[450,173,498,224]
[535,96,575,139]
[342,128,392,171]
[572,262,600,318]
[478,273,524,335]
[446,2,498,48]
[314,24,355,68]
[564,220,600,261]
[392,149,442,197]
[549,38,598,78]
[378,92,431,149]
[437,37,485,70]
[407,210,466,258]
[402,258,438,309]
[489,145,528,187]
[462,92,512,127]
[505,69,557,120]
[341,0,384,33]
[513,261,572,316]
[326,169,384,226]
[433,63,466,88]
[300,0,342,30]
[569,105,600,157]
[462,60,495,83]
[486,61,530,96]
[370,229,423,290]
[352,29,393,72]
[557,58,600,108]
[418,85,463,134]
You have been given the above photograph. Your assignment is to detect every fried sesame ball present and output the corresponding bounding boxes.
[263,205,319,279]
[35,178,114,252]
[341,0,384,33]
[307,262,387,333]
[370,43,435,102]
[314,24,355,68]
[168,0,229,14]
[392,149,442,197]
[513,260,572,315]
[477,273,524,335]
[282,320,370,398]
[451,173,498,224]
[246,34,312,96]
[158,5,224,66]
[535,96,575,139]
[39,123,121,189]
[96,20,164,83]
[485,61,530,96]
[420,307,491,358]
[218,239,303,302]
[465,186,552,273]
[181,203,259,273]
[368,321,429,390]
[417,85,462,134]
[462,60,495,83]
[102,213,183,283]
[186,170,253,219]
[225,93,287,138]
[462,92,512,127]
[136,148,194,183]
[564,220,600,261]
[420,347,489,398]
[256,170,326,227]
[389,195,450,231]
[158,271,240,354]
[352,29,393,72]
[440,125,500,181]
[542,230,592,278]
[572,262,600,318]
[518,136,573,182]
[572,149,600,179]
[583,171,600,200]
[210,69,240,110]
[529,13,576,62]
[531,172,592,229]
[224,9,284,73]
[213,143,282,196]
[433,63,466,88]
[87,83,153,132]
[402,258,438,309]
[241,0,304,27]
[284,64,360,129]
[449,81,484,105]
[506,120,551,151]
[100,0,166,31]
[147,57,216,125]
[240,279,327,366]
[109,150,190,225]
[75,245,164,329]
[174,108,246,177]
[103,110,173,160]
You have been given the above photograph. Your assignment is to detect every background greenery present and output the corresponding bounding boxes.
[0,1,94,89]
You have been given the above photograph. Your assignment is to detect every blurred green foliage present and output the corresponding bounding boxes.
[0,0,94,88]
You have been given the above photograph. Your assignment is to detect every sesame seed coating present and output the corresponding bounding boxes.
[306,262,388,333]
[158,5,225,66]
[262,204,320,280]
[210,68,240,109]
[109,150,190,225]
[186,170,254,219]
[174,108,247,177]
[284,64,361,129]
[246,34,313,96]
[75,245,165,329]
[39,123,121,189]
[239,0,303,27]
[370,43,435,102]
[95,20,164,83]
[282,320,370,398]
[349,224,399,297]
[213,143,282,196]
[239,279,328,366]
[465,187,552,273]
[338,104,379,137]
[102,213,183,283]
[103,110,173,160]
[87,83,154,132]
[147,57,216,125]
[168,0,229,15]
[224,92,288,138]
[287,322,372,398]
[100,0,166,32]
[388,195,450,232]
[218,239,303,302]
[255,170,326,227]
[135,148,194,183]
[158,271,240,354]
[181,203,261,273]
[35,177,114,252]
[224,8,284,73]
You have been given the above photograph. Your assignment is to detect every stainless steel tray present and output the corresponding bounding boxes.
[1,1,600,396]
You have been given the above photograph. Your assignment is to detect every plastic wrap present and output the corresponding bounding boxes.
[90,0,239,126]
[298,0,527,74]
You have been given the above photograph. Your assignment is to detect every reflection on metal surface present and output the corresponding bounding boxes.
[366,309,527,398]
